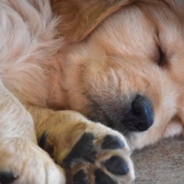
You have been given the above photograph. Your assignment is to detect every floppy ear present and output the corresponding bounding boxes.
[50,0,132,42]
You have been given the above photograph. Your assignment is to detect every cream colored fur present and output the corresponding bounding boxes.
[0,0,184,183]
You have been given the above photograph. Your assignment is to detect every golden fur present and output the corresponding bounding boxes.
[0,0,184,183]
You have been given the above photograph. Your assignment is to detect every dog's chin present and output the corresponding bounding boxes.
[86,107,160,151]
[87,113,151,138]
[105,122,154,149]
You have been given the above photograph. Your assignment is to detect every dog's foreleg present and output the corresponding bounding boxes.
[0,80,65,184]
[0,80,37,142]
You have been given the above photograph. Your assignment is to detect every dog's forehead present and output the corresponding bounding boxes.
[88,7,156,59]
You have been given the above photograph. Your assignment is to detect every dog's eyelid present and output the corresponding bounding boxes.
[157,45,167,67]
[155,29,167,67]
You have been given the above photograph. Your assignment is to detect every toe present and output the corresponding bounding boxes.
[95,169,117,184]
[101,135,125,150]
[103,156,129,175]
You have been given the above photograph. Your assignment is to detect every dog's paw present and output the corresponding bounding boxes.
[62,122,135,184]
[0,138,65,184]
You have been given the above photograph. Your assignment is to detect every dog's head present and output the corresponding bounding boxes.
[52,0,184,149]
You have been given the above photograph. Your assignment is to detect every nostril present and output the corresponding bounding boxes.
[131,95,145,117]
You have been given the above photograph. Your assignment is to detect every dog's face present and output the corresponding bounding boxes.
[54,0,184,149]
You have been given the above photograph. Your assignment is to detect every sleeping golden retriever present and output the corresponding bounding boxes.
[0,0,183,183]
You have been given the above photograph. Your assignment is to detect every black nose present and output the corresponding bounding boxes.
[123,95,154,132]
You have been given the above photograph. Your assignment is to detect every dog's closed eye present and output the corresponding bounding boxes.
[155,30,167,67]
[157,45,167,67]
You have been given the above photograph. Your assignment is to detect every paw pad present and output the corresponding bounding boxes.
[104,156,129,175]
[101,135,125,150]
[63,133,97,168]
[0,171,18,184]
[95,169,117,184]
[73,170,89,184]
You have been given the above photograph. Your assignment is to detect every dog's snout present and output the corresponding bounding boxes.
[123,95,154,132]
